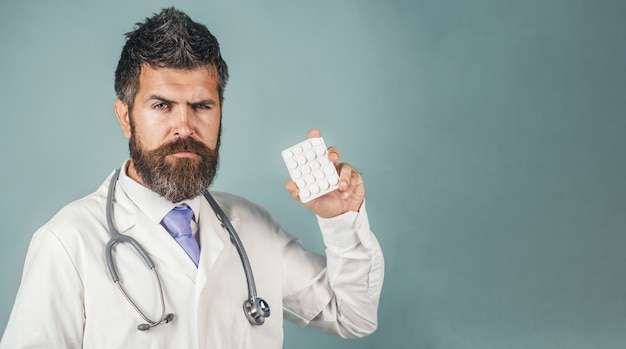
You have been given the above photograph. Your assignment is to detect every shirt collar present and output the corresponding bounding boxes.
[117,160,203,224]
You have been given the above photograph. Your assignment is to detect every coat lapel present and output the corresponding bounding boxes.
[110,182,242,292]
[112,183,199,283]
[196,193,240,293]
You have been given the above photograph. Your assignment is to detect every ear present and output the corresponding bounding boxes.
[114,98,132,139]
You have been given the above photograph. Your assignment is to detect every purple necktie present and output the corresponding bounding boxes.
[162,205,200,267]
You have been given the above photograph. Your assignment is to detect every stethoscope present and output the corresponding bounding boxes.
[104,169,270,331]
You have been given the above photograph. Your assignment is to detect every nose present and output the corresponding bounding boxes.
[172,106,194,138]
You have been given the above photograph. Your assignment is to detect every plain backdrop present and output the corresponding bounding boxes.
[1,0,625,348]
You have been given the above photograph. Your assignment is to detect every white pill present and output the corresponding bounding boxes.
[310,160,321,170]
[282,150,294,159]
[315,146,326,156]
[323,164,335,175]
[328,176,339,186]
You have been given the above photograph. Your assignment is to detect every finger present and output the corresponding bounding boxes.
[327,146,340,164]
[307,129,321,139]
[336,162,353,192]
[284,181,301,201]
[340,167,363,200]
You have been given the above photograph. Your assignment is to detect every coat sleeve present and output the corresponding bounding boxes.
[0,227,85,349]
[281,202,385,338]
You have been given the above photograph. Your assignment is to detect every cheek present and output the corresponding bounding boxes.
[133,115,172,147]
[200,116,221,147]
[132,126,163,151]
[211,120,222,148]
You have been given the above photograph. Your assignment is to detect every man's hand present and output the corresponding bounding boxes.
[285,129,365,218]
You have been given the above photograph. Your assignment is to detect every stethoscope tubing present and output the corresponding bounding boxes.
[104,168,270,329]
[105,169,171,330]
[203,191,258,299]
[203,191,271,325]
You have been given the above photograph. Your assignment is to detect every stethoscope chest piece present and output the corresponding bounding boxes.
[244,297,271,325]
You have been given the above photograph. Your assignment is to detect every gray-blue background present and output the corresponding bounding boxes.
[1,0,625,348]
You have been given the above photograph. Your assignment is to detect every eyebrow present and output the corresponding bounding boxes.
[146,94,174,105]
[146,94,218,106]
[190,99,218,106]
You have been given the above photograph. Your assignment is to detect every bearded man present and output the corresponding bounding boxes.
[1,7,384,349]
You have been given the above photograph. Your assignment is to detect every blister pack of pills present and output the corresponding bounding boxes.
[281,137,339,203]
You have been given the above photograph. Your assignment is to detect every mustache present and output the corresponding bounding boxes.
[153,137,214,157]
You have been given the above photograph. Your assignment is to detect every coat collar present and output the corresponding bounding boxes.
[102,170,241,285]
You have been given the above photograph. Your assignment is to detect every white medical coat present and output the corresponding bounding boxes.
[1,171,384,348]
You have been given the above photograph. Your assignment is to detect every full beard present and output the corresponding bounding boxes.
[129,134,219,203]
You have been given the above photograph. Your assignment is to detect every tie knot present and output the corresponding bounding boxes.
[162,205,194,238]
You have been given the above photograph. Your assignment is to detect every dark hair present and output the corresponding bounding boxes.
[114,7,229,109]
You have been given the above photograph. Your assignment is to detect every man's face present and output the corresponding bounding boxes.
[114,65,223,202]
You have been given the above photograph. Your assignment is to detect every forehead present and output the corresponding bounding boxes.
[137,65,220,97]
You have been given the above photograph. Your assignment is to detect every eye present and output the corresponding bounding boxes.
[154,102,169,110]
[193,103,212,110]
